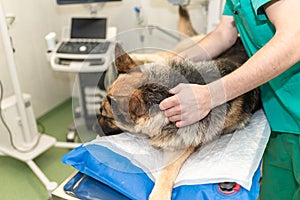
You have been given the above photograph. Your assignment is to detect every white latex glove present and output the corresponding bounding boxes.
[159,83,212,128]
[177,43,211,62]
[160,80,226,127]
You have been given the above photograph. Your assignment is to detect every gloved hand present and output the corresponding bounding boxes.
[159,80,226,127]
[176,42,211,62]
[159,83,212,127]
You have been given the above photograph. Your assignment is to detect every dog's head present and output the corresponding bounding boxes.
[97,43,173,137]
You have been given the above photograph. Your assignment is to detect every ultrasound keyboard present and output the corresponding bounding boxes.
[57,41,111,54]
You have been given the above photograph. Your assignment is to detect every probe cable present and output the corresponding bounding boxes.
[0,80,42,153]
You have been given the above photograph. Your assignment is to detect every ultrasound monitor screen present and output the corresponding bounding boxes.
[71,18,107,39]
[57,0,121,5]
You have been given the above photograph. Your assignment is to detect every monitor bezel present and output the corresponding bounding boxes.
[57,0,121,5]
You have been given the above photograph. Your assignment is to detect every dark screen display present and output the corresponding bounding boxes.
[71,18,107,39]
[57,0,121,5]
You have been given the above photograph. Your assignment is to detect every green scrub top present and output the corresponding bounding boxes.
[223,0,300,134]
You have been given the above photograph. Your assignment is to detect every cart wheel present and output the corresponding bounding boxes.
[66,130,77,142]
[218,182,241,195]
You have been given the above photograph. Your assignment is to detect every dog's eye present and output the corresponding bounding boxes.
[100,112,112,120]
[103,115,111,120]
[106,95,112,105]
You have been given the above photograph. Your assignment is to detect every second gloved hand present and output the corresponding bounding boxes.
[159,83,212,128]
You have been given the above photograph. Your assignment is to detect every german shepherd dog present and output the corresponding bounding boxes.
[96,36,261,199]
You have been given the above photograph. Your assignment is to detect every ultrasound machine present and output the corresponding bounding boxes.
[51,17,116,72]
[50,0,118,142]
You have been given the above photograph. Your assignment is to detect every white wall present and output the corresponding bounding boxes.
[0,0,208,118]
[0,0,71,117]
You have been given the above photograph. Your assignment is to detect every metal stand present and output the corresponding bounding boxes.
[0,0,81,197]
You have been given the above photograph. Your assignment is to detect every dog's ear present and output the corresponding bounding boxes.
[129,90,148,122]
[129,84,174,122]
[115,43,138,74]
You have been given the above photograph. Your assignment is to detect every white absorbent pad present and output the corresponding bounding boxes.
[82,109,270,190]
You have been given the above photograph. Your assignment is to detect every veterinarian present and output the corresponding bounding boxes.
[159,0,300,199]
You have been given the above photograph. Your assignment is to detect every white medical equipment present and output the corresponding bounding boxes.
[0,0,80,196]
[50,21,116,73]
[50,1,118,139]
[50,24,116,134]
[56,0,122,17]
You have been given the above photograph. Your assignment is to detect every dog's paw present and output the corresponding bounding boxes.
[148,193,171,200]
[148,188,172,200]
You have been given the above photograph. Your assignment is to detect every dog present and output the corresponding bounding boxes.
[96,37,261,199]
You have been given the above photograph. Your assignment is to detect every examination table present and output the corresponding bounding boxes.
[52,110,270,200]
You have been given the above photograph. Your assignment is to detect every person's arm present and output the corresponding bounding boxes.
[160,0,300,127]
[212,0,300,107]
[178,15,239,61]
[159,15,239,127]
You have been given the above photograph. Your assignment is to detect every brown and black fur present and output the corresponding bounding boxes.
[178,5,198,37]
[98,38,260,149]
[96,39,260,199]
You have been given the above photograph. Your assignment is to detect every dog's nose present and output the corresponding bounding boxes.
[92,118,123,136]
[92,120,106,136]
